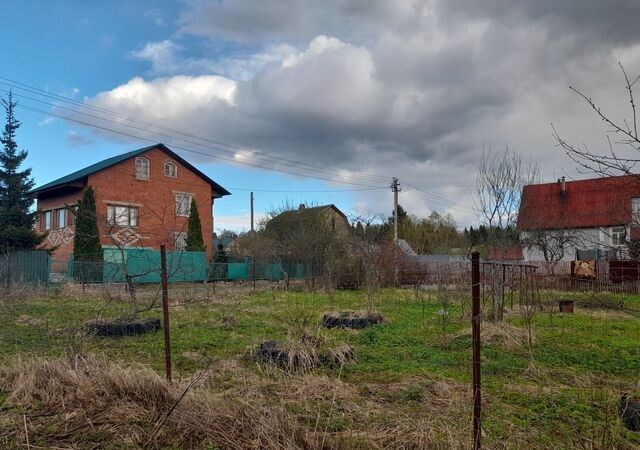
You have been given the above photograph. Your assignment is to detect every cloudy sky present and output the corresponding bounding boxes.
[2,0,640,232]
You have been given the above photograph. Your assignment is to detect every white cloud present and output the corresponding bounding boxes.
[74,0,640,226]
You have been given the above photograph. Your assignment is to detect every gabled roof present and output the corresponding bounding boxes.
[517,175,640,230]
[265,204,349,233]
[32,143,231,197]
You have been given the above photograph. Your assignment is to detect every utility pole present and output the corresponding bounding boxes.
[391,177,401,242]
[250,191,254,233]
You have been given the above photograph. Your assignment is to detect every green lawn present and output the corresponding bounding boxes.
[1,286,640,449]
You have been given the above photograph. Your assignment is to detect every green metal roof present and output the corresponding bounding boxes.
[31,143,231,197]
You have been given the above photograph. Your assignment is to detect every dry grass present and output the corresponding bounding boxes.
[456,320,534,349]
[0,354,316,449]
[252,334,355,373]
[0,354,476,449]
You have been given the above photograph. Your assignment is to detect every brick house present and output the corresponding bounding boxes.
[518,176,640,261]
[32,143,230,261]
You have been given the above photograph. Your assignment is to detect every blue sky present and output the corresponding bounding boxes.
[2,0,639,232]
[1,1,377,232]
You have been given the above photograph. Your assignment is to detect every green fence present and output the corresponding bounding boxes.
[66,249,309,283]
[208,260,307,281]
[68,248,207,283]
[0,250,51,285]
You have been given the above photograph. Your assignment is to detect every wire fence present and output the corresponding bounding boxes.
[1,252,640,448]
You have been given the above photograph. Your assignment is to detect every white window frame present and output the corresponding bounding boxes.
[106,205,139,227]
[56,208,66,229]
[163,161,177,178]
[43,210,52,231]
[632,198,640,227]
[175,193,193,217]
[174,231,187,251]
[611,226,626,246]
[135,157,150,180]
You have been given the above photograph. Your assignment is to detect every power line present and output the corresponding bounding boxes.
[0,77,392,186]
[226,186,387,193]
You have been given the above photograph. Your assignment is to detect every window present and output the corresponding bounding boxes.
[106,205,138,227]
[611,226,626,246]
[174,231,187,251]
[175,193,192,217]
[164,161,177,178]
[56,208,66,229]
[135,157,150,180]
[633,198,640,226]
[43,210,52,230]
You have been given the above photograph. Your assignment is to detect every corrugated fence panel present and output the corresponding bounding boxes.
[0,250,50,285]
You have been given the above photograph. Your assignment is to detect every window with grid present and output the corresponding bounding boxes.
[135,157,150,180]
[164,161,177,178]
[175,193,192,217]
[611,226,626,246]
[106,205,138,227]
[174,231,187,251]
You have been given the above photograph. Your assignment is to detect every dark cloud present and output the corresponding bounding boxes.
[78,0,640,222]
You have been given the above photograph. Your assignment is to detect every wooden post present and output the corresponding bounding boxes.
[160,244,172,382]
[471,251,482,450]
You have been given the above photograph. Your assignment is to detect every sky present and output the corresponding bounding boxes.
[2,0,640,233]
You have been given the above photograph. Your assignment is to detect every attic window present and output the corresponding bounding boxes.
[164,161,177,178]
[135,157,150,180]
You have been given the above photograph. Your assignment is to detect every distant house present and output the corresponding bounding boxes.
[265,204,350,237]
[518,176,640,261]
[32,143,230,261]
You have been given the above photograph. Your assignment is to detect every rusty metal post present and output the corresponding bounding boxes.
[160,244,172,382]
[471,251,481,450]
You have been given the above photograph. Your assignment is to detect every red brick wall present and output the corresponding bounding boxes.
[36,190,82,262]
[36,147,216,261]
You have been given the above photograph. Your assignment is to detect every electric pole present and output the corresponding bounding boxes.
[250,191,254,233]
[391,177,401,242]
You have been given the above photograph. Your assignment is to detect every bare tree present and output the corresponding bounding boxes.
[553,63,640,177]
[475,146,540,232]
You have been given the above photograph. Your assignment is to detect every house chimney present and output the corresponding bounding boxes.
[298,203,306,210]
[560,176,567,197]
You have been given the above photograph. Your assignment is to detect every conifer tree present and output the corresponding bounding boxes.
[73,186,102,282]
[0,92,44,252]
[73,186,102,259]
[185,198,205,251]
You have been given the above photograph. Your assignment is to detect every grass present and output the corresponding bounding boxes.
[1,285,640,448]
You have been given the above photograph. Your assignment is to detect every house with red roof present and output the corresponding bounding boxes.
[32,143,230,262]
[517,176,640,261]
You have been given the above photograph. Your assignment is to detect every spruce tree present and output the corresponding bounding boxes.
[73,186,102,260]
[185,198,205,251]
[0,92,44,253]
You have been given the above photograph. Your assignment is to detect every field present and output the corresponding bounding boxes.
[1,283,640,449]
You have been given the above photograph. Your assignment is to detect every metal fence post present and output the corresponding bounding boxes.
[160,245,172,382]
[471,251,482,450]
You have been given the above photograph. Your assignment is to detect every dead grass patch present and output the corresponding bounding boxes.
[0,354,317,449]
[253,335,355,373]
[456,321,534,349]
[14,315,46,327]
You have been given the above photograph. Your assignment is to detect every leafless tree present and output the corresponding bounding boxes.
[475,146,540,231]
[553,63,640,177]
